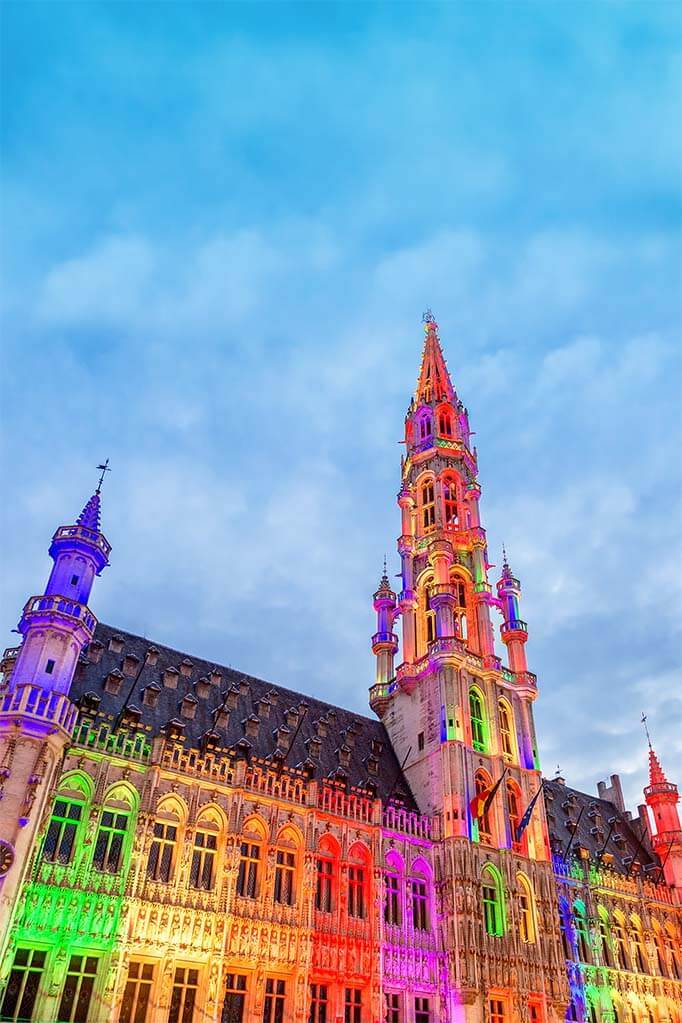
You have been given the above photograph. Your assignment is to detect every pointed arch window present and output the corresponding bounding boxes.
[419,415,432,441]
[506,781,522,852]
[573,902,591,963]
[481,864,505,936]
[442,476,458,526]
[43,796,85,865]
[147,819,178,883]
[517,874,536,943]
[438,409,453,437]
[631,917,648,972]
[237,840,261,898]
[93,808,130,874]
[474,770,494,845]
[190,826,218,891]
[453,575,467,640]
[469,688,488,753]
[421,481,435,531]
[424,582,436,646]
[665,925,681,979]
[612,914,629,970]
[498,700,516,763]
[598,908,614,968]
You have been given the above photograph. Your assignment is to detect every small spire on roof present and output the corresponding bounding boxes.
[77,492,102,532]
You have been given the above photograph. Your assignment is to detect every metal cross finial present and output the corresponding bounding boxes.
[422,308,436,325]
[641,712,652,749]
[96,459,111,495]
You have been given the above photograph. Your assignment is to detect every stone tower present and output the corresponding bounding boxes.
[371,313,568,1020]
[644,743,682,890]
[0,485,110,957]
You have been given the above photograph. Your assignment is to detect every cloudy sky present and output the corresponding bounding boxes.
[2,1,680,810]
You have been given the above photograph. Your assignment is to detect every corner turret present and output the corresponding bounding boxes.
[643,740,682,889]
[496,546,528,673]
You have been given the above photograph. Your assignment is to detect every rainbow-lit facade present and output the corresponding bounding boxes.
[0,317,680,1023]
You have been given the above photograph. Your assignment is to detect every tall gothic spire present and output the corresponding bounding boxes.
[414,310,456,406]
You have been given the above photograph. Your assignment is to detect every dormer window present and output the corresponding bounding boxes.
[286,707,300,728]
[105,669,124,695]
[256,697,271,719]
[371,739,383,757]
[307,736,322,760]
[108,635,124,654]
[145,646,160,667]
[224,686,240,710]
[86,640,104,664]
[243,715,260,738]
[195,677,211,699]
[122,654,141,677]
[180,694,197,720]
[213,704,230,728]
[162,667,179,689]
[337,745,351,768]
[142,683,161,708]
[179,659,193,678]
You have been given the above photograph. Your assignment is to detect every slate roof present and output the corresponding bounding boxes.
[71,622,417,810]
[543,778,660,877]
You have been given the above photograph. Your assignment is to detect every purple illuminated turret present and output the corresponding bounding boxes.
[9,489,111,696]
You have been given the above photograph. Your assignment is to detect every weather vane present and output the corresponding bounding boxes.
[422,308,436,325]
[96,459,111,495]
[641,712,652,749]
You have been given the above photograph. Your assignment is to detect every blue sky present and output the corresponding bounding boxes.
[2,1,680,810]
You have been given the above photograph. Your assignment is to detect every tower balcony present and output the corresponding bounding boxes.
[0,682,78,739]
[369,682,392,717]
[501,619,528,638]
[645,780,679,801]
[371,631,399,652]
[428,636,465,658]
[21,594,97,636]
[51,523,111,560]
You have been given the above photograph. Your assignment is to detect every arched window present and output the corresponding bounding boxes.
[411,860,431,932]
[384,851,403,928]
[438,408,453,437]
[43,776,90,865]
[93,785,135,874]
[517,873,536,943]
[598,907,614,968]
[442,476,458,526]
[665,923,681,979]
[559,898,573,960]
[498,700,516,763]
[481,864,505,936]
[421,481,435,531]
[147,803,181,883]
[612,912,629,970]
[274,827,300,906]
[506,781,523,853]
[190,816,220,891]
[236,817,266,900]
[474,770,494,845]
[631,916,648,972]
[469,688,488,753]
[315,835,339,914]
[573,901,591,963]
[424,582,436,646]
[419,415,432,441]
[347,843,370,919]
[452,574,467,640]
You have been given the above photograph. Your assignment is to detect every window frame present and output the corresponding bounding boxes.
[57,953,99,1023]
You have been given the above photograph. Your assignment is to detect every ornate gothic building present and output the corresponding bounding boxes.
[0,316,680,1023]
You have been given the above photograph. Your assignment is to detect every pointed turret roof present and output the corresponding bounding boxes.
[648,746,669,788]
[77,492,102,532]
[414,311,456,405]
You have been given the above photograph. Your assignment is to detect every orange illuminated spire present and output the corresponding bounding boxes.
[414,310,456,406]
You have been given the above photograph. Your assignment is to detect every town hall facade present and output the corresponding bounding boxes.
[0,316,680,1023]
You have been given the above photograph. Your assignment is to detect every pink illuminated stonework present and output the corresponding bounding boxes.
[0,317,679,1023]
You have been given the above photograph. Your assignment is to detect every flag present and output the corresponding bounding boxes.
[469,768,507,821]
[514,785,543,844]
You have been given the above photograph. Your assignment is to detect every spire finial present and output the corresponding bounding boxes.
[502,543,509,570]
[380,554,390,588]
[96,459,111,495]
[422,308,438,333]
[641,711,653,750]
[555,763,562,779]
